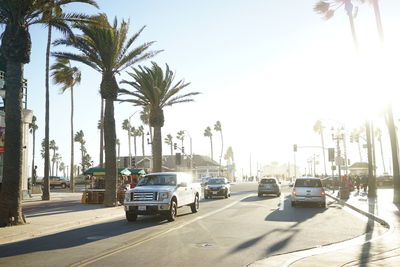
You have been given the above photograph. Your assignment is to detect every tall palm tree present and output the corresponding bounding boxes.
[51,57,81,192]
[375,128,386,174]
[53,153,62,176]
[53,14,160,206]
[351,128,363,162]
[138,125,145,157]
[59,161,66,177]
[165,134,174,156]
[214,121,224,175]
[133,127,142,157]
[49,140,58,176]
[122,119,133,166]
[176,130,185,150]
[313,120,327,176]
[74,130,86,173]
[204,126,213,161]
[29,115,38,184]
[42,0,98,201]
[119,62,200,172]
[314,0,359,49]
[140,105,152,144]
[116,138,120,168]
[0,0,61,226]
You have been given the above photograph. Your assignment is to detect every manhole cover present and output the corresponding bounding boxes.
[86,236,106,240]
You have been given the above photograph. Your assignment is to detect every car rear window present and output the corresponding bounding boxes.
[260,179,276,184]
[295,179,322,187]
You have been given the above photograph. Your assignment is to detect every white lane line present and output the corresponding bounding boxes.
[279,195,285,210]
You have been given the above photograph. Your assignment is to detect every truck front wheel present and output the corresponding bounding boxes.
[167,200,177,222]
[190,195,199,213]
[126,211,137,222]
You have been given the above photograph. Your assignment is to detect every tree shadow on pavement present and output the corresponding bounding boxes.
[359,197,377,267]
[0,216,169,258]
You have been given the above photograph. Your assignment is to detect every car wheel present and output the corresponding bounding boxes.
[125,211,137,222]
[61,183,66,189]
[277,192,281,197]
[167,200,177,222]
[191,195,199,213]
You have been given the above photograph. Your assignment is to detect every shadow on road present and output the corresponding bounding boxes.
[0,216,169,258]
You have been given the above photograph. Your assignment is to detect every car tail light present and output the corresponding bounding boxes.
[292,189,296,195]
[320,189,325,195]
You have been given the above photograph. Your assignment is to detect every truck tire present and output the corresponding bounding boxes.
[61,183,66,189]
[126,211,137,222]
[167,200,177,222]
[190,195,199,213]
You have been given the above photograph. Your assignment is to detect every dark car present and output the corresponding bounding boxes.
[204,177,231,199]
[258,177,281,197]
[36,176,70,189]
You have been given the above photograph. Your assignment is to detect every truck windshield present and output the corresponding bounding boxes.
[137,175,177,186]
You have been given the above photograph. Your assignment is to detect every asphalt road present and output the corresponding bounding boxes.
[0,183,376,267]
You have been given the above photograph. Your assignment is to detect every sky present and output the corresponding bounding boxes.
[11,0,400,177]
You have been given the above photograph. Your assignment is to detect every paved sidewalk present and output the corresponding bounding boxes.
[0,193,125,245]
[251,188,400,266]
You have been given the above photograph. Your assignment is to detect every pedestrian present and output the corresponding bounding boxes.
[27,178,32,197]
[355,176,361,192]
[362,175,368,193]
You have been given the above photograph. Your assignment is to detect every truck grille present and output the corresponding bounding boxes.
[131,192,157,201]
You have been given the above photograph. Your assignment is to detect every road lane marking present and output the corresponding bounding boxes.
[279,195,285,211]
[69,194,254,267]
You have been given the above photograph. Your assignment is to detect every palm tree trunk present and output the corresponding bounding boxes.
[386,104,400,203]
[379,138,386,174]
[103,98,117,206]
[70,86,74,192]
[142,135,145,157]
[170,143,173,156]
[43,25,52,201]
[210,136,213,161]
[0,61,26,226]
[348,14,359,50]
[152,126,162,172]
[99,98,104,167]
[219,131,224,174]
[31,129,36,184]
[134,136,137,157]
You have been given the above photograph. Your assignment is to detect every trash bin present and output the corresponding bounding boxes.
[339,186,350,199]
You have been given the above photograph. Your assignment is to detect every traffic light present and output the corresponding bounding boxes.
[293,144,297,152]
[350,135,354,143]
[175,153,181,165]
[174,143,177,150]
[182,146,185,154]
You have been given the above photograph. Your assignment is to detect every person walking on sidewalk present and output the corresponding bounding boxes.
[355,176,361,192]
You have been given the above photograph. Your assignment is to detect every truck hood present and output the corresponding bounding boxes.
[130,185,175,193]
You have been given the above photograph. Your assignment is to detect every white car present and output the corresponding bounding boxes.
[291,177,326,207]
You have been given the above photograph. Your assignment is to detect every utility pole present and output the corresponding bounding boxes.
[366,121,377,197]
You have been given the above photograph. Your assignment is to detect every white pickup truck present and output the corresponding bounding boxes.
[124,172,201,222]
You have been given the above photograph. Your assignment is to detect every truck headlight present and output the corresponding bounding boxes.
[159,192,170,201]
[125,193,131,202]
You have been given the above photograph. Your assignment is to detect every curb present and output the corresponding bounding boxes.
[325,193,390,228]
[0,207,124,245]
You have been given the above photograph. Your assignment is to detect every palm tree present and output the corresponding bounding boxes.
[214,121,224,175]
[116,138,120,168]
[133,127,143,157]
[119,62,200,172]
[204,127,213,161]
[140,106,152,144]
[314,0,359,49]
[138,126,145,157]
[165,134,174,156]
[29,115,38,184]
[53,14,160,206]
[375,128,386,174]
[74,130,86,173]
[42,0,98,201]
[176,130,185,150]
[122,119,133,166]
[313,120,327,176]
[0,0,56,226]
[53,153,62,176]
[49,140,58,176]
[51,57,81,192]
[59,162,66,177]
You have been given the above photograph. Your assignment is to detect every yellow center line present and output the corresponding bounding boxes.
[69,194,253,267]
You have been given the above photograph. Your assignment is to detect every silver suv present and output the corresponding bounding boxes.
[291,177,326,207]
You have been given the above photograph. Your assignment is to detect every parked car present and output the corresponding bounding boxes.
[291,177,326,207]
[124,172,201,222]
[36,176,70,189]
[204,177,231,199]
[258,177,281,197]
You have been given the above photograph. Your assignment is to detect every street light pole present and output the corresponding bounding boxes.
[183,130,193,170]
[128,111,138,168]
